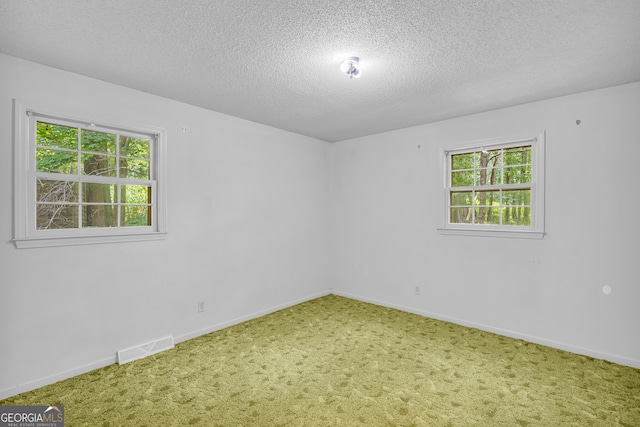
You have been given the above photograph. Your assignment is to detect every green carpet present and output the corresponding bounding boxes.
[2,295,639,426]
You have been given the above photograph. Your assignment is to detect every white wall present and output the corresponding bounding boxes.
[0,54,331,398]
[330,82,640,368]
[1,53,638,400]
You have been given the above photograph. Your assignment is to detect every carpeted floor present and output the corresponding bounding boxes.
[2,295,639,426]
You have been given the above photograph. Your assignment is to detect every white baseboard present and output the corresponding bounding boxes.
[174,290,331,343]
[3,288,637,401]
[0,356,116,401]
[0,289,331,401]
[330,289,640,370]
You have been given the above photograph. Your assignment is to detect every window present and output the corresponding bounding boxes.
[438,133,545,239]
[13,101,167,248]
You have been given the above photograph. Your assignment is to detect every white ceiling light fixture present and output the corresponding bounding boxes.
[340,57,361,79]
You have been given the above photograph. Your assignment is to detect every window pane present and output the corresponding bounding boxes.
[503,189,531,206]
[36,122,77,150]
[504,146,531,166]
[120,136,150,158]
[474,207,501,224]
[119,158,150,180]
[83,205,117,227]
[121,185,151,204]
[81,154,117,177]
[503,165,531,184]
[36,148,78,174]
[503,206,531,226]
[81,129,116,154]
[491,168,503,185]
[451,170,474,187]
[82,183,116,204]
[451,153,474,170]
[485,150,502,185]
[450,191,472,206]
[474,190,500,206]
[123,205,151,226]
[487,149,502,164]
[475,168,503,186]
[474,190,499,224]
[36,204,78,229]
[37,179,78,203]
[450,207,472,224]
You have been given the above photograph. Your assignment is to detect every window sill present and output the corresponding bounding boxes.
[14,232,168,249]
[437,228,545,239]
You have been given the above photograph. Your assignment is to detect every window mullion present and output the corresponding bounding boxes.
[499,189,504,225]
[77,125,83,229]
[116,132,121,228]
[150,134,156,181]
[117,183,121,228]
[471,189,476,224]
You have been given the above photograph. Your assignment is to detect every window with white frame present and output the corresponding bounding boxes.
[13,102,167,248]
[439,133,545,239]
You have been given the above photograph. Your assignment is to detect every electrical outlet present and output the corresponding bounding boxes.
[415,286,421,295]
[198,301,205,313]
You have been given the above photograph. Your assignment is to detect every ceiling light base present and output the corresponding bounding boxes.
[340,57,361,79]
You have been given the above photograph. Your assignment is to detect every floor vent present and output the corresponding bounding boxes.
[117,336,174,365]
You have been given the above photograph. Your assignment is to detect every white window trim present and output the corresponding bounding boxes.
[13,100,168,249]
[437,132,545,239]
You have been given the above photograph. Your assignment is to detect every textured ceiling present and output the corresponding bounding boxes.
[1,1,639,142]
